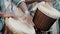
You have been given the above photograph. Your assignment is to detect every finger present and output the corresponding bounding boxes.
[11,16,19,20]
[29,21,34,26]
[31,21,35,26]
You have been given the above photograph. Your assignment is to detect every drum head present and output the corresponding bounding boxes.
[5,18,35,34]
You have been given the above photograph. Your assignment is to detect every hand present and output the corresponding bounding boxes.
[11,14,19,20]
[24,13,34,26]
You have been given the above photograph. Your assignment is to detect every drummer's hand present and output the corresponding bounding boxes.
[24,13,34,26]
[3,13,18,19]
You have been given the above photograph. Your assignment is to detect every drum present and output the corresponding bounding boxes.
[3,3,35,34]
[32,2,60,31]
[5,18,35,34]
[3,26,13,34]
[33,9,56,31]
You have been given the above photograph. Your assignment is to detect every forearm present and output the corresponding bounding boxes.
[43,0,55,5]
[0,11,4,17]
[18,2,29,14]
[25,0,37,4]
[0,11,12,18]
[25,0,41,4]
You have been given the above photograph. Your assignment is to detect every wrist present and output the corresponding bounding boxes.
[25,11,30,14]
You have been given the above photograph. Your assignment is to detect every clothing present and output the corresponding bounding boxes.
[13,0,25,6]
[53,0,60,33]
[0,0,5,34]
[53,0,60,11]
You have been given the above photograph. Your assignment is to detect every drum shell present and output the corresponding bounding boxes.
[3,26,13,34]
[33,9,56,31]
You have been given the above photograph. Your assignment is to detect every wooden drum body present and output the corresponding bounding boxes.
[33,9,56,31]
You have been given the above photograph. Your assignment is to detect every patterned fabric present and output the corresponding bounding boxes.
[13,0,25,6]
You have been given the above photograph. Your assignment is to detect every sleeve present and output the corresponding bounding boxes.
[13,0,25,6]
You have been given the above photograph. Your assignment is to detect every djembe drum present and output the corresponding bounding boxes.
[32,2,60,31]
[33,9,56,31]
[3,2,35,34]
